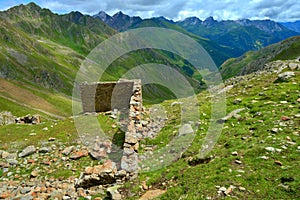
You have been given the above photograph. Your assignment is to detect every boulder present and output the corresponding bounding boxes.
[277,71,295,82]
[19,145,36,157]
[0,111,15,126]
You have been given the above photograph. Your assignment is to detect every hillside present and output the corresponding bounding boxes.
[0,3,205,107]
[0,3,299,199]
[0,57,299,199]
[220,36,300,79]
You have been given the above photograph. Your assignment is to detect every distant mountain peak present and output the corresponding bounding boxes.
[180,16,202,25]
[95,11,112,22]
[204,16,216,22]
[113,11,126,17]
[203,16,217,26]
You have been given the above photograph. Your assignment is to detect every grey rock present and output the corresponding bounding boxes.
[171,101,183,106]
[7,159,18,165]
[20,187,31,194]
[271,127,279,133]
[178,124,194,136]
[20,194,34,200]
[62,146,75,156]
[233,98,242,104]
[218,108,245,123]
[0,111,15,126]
[7,172,13,177]
[277,71,295,82]
[107,186,122,200]
[265,147,275,152]
[39,147,51,153]
[121,153,138,173]
[1,151,10,159]
[19,145,36,157]
[288,63,299,70]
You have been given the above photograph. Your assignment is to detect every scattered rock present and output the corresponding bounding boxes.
[1,151,10,159]
[178,124,194,136]
[277,71,295,82]
[259,156,269,160]
[271,128,279,133]
[142,181,148,190]
[19,145,36,157]
[70,150,88,160]
[107,186,122,200]
[217,108,245,123]
[139,189,166,200]
[233,98,242,104]
[225,185,235,195]
[280,116,290,121]
[62,146,75,156]
[171,101,182,106]
[235,160,242,164]
[275,160,283,166]
[0,111,15,126]
[265,147,275,152]
[288,63,299,70]
[30,170,39,178]
[39,147,51,153]
[76,160,117,189]
[48,137,56,141]
[15,114,41,124]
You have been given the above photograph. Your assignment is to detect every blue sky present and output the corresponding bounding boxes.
[0,0,299,22]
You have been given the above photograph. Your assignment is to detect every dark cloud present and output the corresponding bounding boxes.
[0,0,299,22]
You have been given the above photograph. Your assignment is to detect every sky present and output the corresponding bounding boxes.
[0,0,299,22]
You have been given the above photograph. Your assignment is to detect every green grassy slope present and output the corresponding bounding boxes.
[129,17,238,67]
[1,58,299,199]
[0,3,208,107]
[128,61,300,199]
[220,36,300,79]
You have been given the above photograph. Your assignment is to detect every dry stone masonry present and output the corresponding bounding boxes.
[80,80,135,113]
[77,79,144,189]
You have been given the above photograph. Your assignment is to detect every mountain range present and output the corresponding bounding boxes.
[95,11,299,58]
[281,20,300,33]
[0,2,299,112]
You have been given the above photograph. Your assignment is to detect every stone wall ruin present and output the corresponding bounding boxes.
[79,80,142,169]
[80,80,136,113]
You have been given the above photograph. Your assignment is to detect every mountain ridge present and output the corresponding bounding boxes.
[95,11,299,59]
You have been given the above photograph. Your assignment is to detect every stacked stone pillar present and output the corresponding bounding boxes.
[121,79,142,173]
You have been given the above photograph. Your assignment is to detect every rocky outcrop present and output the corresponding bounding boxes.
[0,111,15,125]
[15,114,41,124]
[75,160,118,189]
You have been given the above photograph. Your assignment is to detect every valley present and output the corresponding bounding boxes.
[0,2,299,200]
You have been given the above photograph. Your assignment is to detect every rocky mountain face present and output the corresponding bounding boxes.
[94,11,142,31]
[281,20,300,33]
